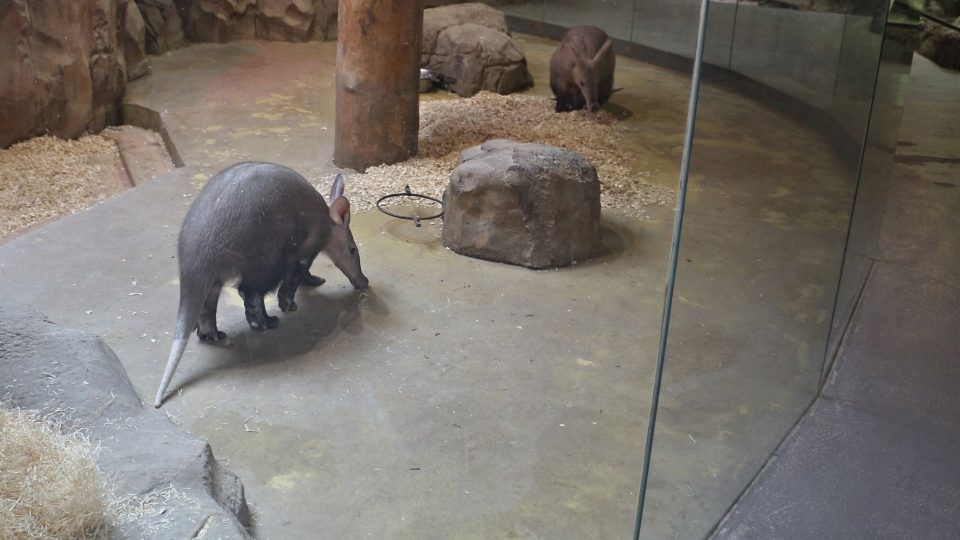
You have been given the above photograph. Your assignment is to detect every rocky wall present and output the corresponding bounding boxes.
[174,0,339,42]
[917,16,960,70]
[136,0,186,54]
[1,0,130,148]
[171,0,515,44]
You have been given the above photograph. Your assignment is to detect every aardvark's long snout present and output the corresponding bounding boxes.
[351,274,370,290]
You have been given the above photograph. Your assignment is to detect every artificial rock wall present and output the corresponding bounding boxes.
[175,0,340,43]
[0,0,130,148]
[0,0,517,148]
[172,0,512,44]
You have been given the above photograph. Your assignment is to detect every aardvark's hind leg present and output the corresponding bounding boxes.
[197,282,227,342]
[239,287,279,330]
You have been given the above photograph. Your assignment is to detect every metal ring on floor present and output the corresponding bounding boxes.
[376,186,444,227]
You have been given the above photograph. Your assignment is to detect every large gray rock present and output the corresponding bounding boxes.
[421,3,533,97]
[136,0,186,54]
[917,17,960,71]
[0,0,127,148]
[0,305,251,539]
[442,139,602,269]
[175,0,338,42]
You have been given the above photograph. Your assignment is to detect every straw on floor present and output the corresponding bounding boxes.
[0,407,110,540]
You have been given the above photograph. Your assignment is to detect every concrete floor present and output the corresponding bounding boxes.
[0,35,859,538]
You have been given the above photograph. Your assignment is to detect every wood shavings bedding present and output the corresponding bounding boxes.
[0,135,122,240]
[315,92,674,214]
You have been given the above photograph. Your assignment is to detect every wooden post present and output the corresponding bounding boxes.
[334,0,423,171]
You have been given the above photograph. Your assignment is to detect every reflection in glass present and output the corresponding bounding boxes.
[638,1,890,538]
[825,27,915,377]
[543,0,637,41]
[632,0,738,67]
[499,0,546,22]
[439,0,897,537]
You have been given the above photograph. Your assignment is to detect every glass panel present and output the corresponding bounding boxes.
[0,1,904,538]
[500,0,546,22]
[467,1,697,537]
[632,0,738,67]
[729,7,846,110]
[825,21,915,374]
[638,1,891,538]
[831,8,892,141]
[542,0,638,41]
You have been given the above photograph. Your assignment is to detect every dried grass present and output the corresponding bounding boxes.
[0,135,120,240]
[111,484,201,535]
[0,407,204,538]
[316,92,675,214]
[0,408,109,540]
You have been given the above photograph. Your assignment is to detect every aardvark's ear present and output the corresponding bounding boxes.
[330,196,350,226]
[592,38,613,66]
[330,173,345,202]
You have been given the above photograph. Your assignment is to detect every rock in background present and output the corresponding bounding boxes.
[0,304,252,539]
[917,17,960,70]
[0,0,128,148]
[926,0,960,18]
[421,3,533,97]
[174,0,338,42]
[422,2,509,55]
[123,0,150,80]
[169,0,520,44]
[443,139,602,269]
[136,0,186,54]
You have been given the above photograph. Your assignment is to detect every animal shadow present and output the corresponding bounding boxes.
[603,102,633,120]
[171,287,388,394]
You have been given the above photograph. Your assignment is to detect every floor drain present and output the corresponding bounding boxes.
[376,186,444,227]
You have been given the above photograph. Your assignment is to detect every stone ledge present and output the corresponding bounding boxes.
[0,304,253,539]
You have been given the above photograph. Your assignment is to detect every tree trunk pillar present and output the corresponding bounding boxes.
[334,0,423,171]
